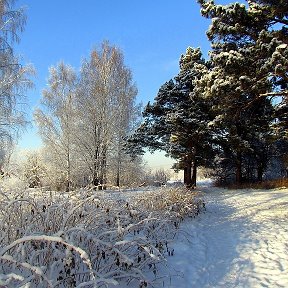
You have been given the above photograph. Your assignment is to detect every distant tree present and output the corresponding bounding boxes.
[0,0,33,165]
[107,155,146,188]
[127,48,214,187]
[23,150,46,188]
[153,168,171,184]
[35,62,77,191]
[76,41,138,187]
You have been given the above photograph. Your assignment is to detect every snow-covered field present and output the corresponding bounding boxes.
[167,182,288,288]
[0,185,203,287]
[0,182,287,287]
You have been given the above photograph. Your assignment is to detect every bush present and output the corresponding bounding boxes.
[131,186,204,219]
[221,178,288,190]
[0,186,204,287]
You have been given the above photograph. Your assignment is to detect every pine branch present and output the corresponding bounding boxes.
[260,90,288,97]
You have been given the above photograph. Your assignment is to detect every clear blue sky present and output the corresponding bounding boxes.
[15,0,234,163]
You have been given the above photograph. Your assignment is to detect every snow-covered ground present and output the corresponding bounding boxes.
[1,182,287,287]
[166,182,288,288]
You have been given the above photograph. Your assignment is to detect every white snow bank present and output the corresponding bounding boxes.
[166,187,288,288]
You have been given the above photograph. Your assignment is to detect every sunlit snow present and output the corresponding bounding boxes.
[166,182,288,287]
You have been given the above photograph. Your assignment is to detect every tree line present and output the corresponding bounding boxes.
[1,0,287,189]
[127,0,288,187]
[34,42,143,190]
[0,1,145,190]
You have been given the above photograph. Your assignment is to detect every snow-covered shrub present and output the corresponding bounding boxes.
[0,187,205,287]
[131,186,205,220]
[0,175,28,193]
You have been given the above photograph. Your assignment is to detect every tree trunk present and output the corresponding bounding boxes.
[116,172,120,187]
[116,145,121,187]
[92,175,99,187]
[235,152,242,184]
[184,161,192,187]
[99,146,107,188]
[257,165,263,182]
[192,161,197,187]
[92,124,100,187]
[66,145,71,192]
[116,159,120,187]
[93,148,99,187]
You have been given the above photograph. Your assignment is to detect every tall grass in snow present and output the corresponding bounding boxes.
[0,186,204,287]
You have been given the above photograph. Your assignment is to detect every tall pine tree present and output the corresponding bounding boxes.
[128,48,214,187]
[197,0,281,183]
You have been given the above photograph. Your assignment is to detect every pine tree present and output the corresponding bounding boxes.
[199,0,287,99]
[197,0,281,183]
[127,48,214,187]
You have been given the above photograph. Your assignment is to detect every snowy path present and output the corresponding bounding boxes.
[166,185,288,288]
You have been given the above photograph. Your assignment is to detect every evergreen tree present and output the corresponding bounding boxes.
[197,0,281,183]
[198,0,287,99]
[128,48,214,187]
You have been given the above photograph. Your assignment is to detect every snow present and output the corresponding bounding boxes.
[0,182,287,287]
[277,44,287,50]
[166,183,288,287]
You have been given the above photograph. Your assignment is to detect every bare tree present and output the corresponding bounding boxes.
[34,42,140,190]
[34,62,77,191]
[0,0,34,166]
[153,168,171,184]
[76,41,138,187]
[111,62,139,187]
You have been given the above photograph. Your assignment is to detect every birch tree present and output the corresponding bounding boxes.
[0,0,33,166]
[111,68,139,187]
[76,41,138,187]
[34,62,77,191]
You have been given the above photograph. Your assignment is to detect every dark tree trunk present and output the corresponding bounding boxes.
[236,152,242,184]
[192,161,197,187]
[93,159,99,187]
[93,176,99,187]
[257,165,264,182]
[184,161,193,187]
[65,180,71,192]
[116,168,120,187]
[116,156,121,187]
[92,145,99,187]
